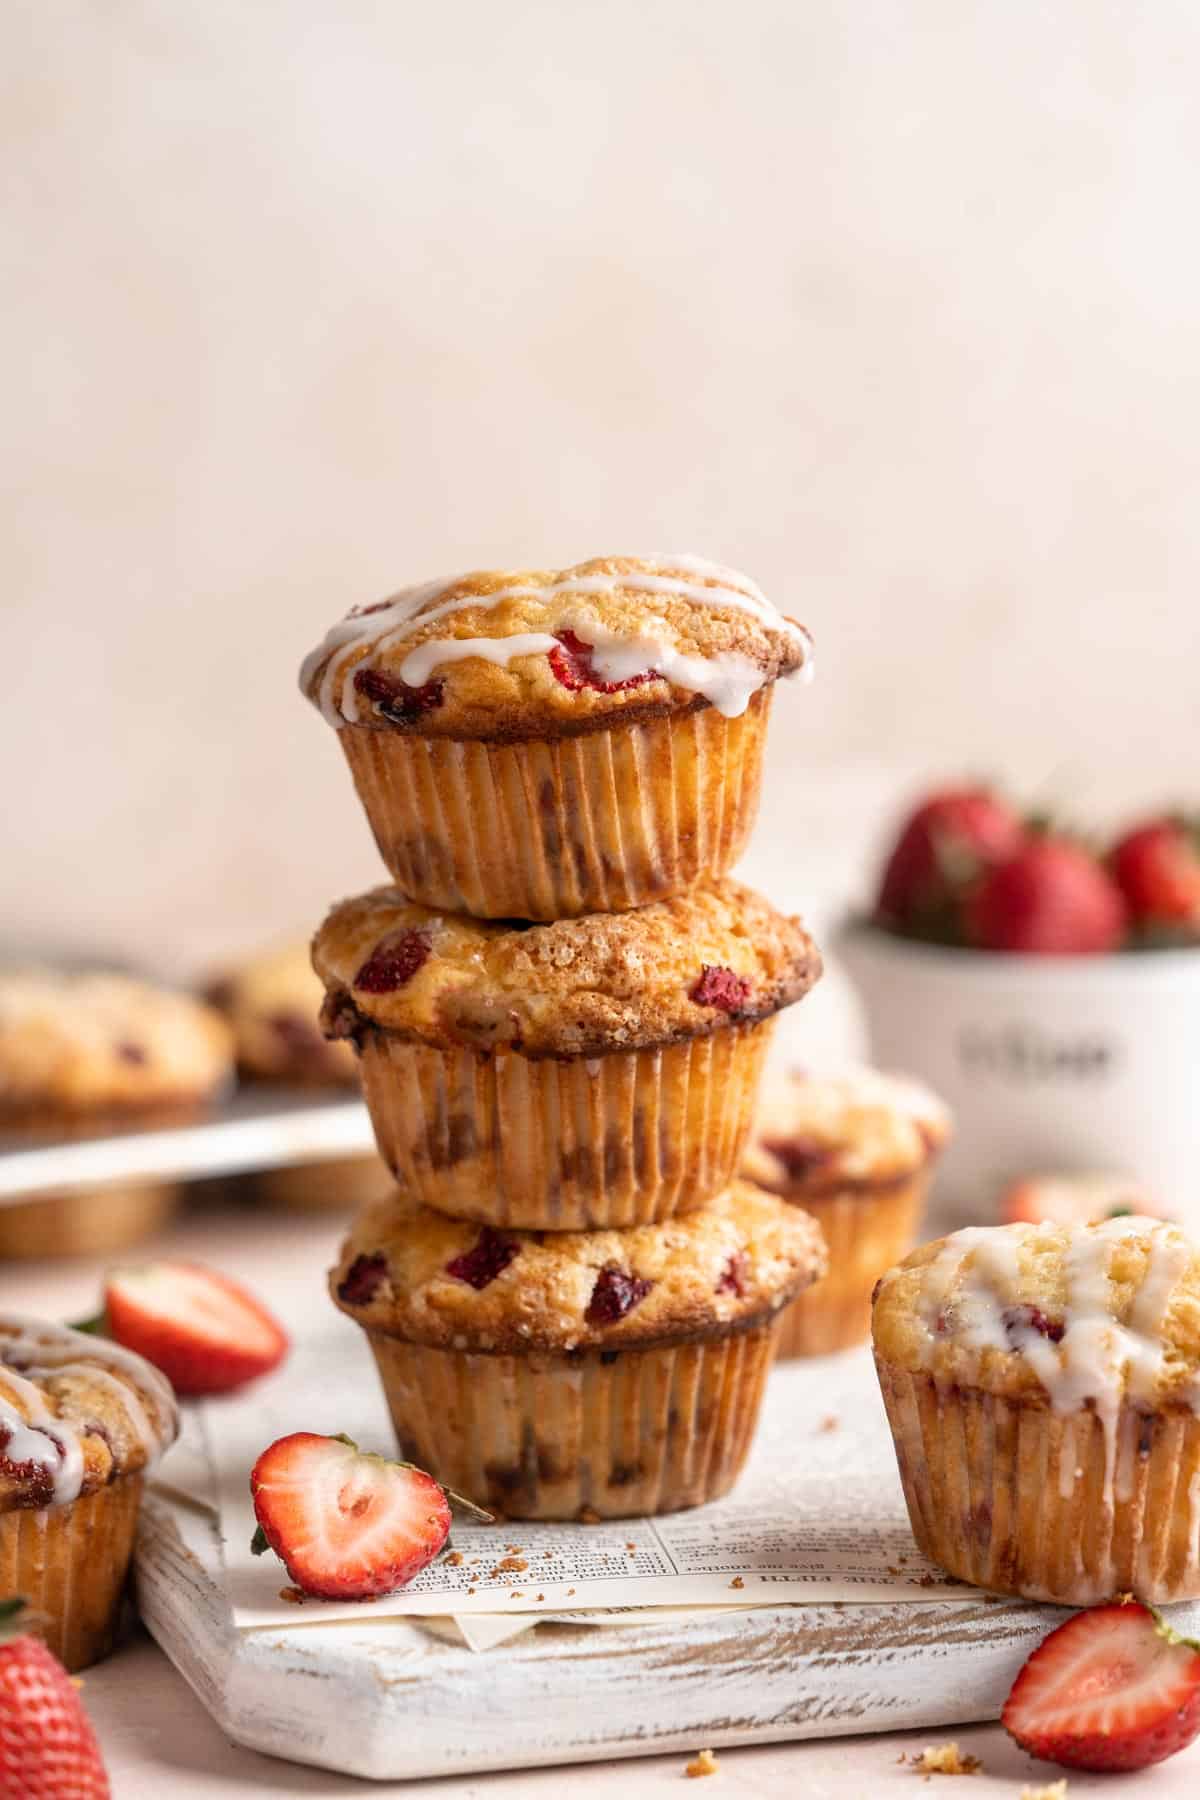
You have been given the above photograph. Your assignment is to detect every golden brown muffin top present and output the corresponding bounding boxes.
[743,1067,951,1197]
[331,1181,827,1354]
[300,554,812,741]
[0,969,233,1120]
[312,880,820,1059]
[872,1219,1200,1413]
[0,1315,179,1511]
[206,940,357,1086]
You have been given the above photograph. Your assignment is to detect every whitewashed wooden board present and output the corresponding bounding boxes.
[136,1486,1064,1781]
[135,1436,1200,1781]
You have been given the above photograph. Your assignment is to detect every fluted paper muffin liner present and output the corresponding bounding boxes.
[0,1185,179,1260]
[0,1475,144,1670]
[775,1172,929,1357]
[337,688,772,919]
[875,1360,1200,1604]
[257,1154,392,1214]
[365,1319,779,1520]
[358,1020,774,1230]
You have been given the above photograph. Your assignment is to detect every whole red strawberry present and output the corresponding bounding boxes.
[965,836,1127,954]
[1003,1597,1200,1773]
[1110,815,1200,939]
[0,1598,110,1797]
[875,787,1025,942]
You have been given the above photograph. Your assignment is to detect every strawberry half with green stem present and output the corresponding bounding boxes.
[99,1261,289,1396]
[0,1598,110,1798]
[1110,815,1200,940]
[1003,1597,1200,1773]
[874,786,1026,943]
[250,1433,458,1600]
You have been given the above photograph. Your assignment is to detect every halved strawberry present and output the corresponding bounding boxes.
[102,1261,289,1396]
[1002,1598,1200,1773]
[250,1433,452,1600]
[1001,1171,1165,1227]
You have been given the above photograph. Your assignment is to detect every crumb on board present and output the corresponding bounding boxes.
[444,1550,464,1567]
[685,1747,719,1778]
[544,1550,554,1559]
[279,1587,306,1606]
[567,1587,576,1596]
[728,1576,745,1590]
[505,1543,523,1553]
[467,1588,476,1596]
[579,1506,601,1524]
[626,1542,637,1552]
[887,1566,902,1577]
[536,1593,545,1601]
[906,1741,982,1777]
[490,1556,529,1575]
[918,1574,938,1588]
[819,1414,840,1433]
[1020,1783,1067,1800]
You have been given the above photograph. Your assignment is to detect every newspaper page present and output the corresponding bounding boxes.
[187,1322,973,1631]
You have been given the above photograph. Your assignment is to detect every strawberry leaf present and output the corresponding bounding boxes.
[250,1524,271,1558]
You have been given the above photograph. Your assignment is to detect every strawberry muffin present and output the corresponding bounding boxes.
[0,1314,179,1668]
[742,1068,949,1355]
[300,554,812,919]
[205,941,389,1213]
[331,1181,826,1519]
[313,879,820,1230]
[0,970,233,1257]
[873,1217,1200,1604]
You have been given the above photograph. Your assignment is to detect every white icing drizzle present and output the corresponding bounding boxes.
[399,633,559,689]
[922,1221,1197,1518]
[0,1314,178,1508]
[300,556,812,726]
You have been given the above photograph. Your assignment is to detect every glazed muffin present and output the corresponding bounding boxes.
[300,554,812,919]
[331,1181,826,1519]
[0,1315,179,1668]
[205,941,390,1214]
[873,1218,1200,1604]
[0,970,233,1258]
[313,879,820,1230]
[742,1068,949,1355]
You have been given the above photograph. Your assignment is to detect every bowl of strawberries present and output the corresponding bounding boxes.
[838,787,1200,1222]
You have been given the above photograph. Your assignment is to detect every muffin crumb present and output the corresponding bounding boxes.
[685,1748,719,1778]
[908,1741,981,1776]
[1020,1783,1067,1800]
[729,1575,745,1590]
[491,1556,528,1575]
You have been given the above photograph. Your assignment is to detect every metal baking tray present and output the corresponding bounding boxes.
[0,1090,376,1208]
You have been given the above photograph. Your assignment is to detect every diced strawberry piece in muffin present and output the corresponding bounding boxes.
[585,1265,653,1325]
[690,965,752,1011]
[354,667,445,721]
[353,930,431,993]
[444,1229,519,1290]
[547,631,656,694]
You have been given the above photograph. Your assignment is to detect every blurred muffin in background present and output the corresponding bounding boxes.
[0,969,233,1258]
[742,1066,950,1356]
[206,940,389,1213]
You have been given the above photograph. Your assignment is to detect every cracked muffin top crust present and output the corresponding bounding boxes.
[206,940,357,1086]
[0,970,233,1120]
[312,879,820,1059]
[331,1181,827,1354]
[743,1067,951,1197]
[300,554,812,742]
[0,1316,179,1510]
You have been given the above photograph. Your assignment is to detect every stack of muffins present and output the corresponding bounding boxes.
[302,555,828,1519]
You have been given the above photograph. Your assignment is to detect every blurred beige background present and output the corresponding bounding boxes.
[5,1,1200,992]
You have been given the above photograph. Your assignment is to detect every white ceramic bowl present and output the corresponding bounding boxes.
[836,920,1200,1230]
